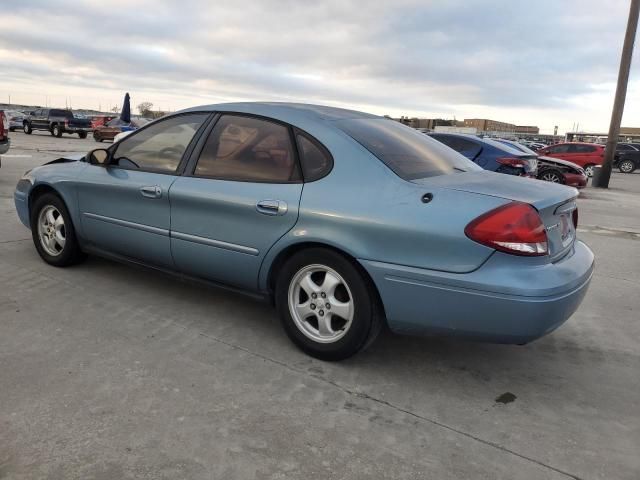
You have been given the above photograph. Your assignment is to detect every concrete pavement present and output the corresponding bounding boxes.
[1,132,639,479]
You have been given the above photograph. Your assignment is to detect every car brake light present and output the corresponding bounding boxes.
[496,157,527,168]
[465,202,548,256]
[572,208,578,229]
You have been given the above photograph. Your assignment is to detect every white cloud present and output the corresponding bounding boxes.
[0,0,637,133]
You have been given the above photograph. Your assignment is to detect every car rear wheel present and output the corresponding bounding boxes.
[23,123,32,134]
[52,125,63,138]
[539,169,564,183]
[619,159,636,173]
[584,164,596,177]
[275,248,383,360]
[30,193,86,267]
[78,132,88,139]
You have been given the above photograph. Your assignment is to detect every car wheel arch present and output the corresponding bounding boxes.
[264,241,387,324]
[28,184,79,232]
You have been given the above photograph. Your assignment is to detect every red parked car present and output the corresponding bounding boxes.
[90,115,117,130]
[0,110,10,161]
[536,143,604,177]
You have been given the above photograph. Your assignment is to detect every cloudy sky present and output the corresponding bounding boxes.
[0,0,638,133]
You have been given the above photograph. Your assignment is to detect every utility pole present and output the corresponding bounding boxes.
[594,0,640,188]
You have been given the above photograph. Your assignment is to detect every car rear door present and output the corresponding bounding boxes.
[33,109,46,129]
[169,113,303,291]
[77,113,210,268]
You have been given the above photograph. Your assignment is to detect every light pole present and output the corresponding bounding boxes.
[594,0,640,188]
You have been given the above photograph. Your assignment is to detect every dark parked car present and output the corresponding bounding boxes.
[615,142,639,153]
[429,133,537,177]
[613,149,640,173]
[495,139,587,188]
[23,109,92,138]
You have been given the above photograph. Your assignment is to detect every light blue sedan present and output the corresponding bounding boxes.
[14,103,594,360]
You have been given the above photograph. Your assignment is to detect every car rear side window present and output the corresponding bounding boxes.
[548,144,570,154]
[50,109,73,118]
[337,119,480,180]
[113,113,208,173]
[194,115,302,183]
[572,144,596,153]
[296,134,333,181]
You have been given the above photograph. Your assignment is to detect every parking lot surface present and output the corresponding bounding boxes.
[1,132,639,479]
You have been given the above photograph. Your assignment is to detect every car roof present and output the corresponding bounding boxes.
[180,102,380,122]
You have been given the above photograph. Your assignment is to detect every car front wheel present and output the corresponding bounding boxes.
[30,193,86,267]
[584,164,596,177]
[275,248,383,360]
[23,123,32,134]
[539,169,564,183]
[619,159,636,173]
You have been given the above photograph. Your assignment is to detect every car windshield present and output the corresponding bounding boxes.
[336,118,481,180]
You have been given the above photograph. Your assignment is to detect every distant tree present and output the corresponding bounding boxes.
[137,101,154,117]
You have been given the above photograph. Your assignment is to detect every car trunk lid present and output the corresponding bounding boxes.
[414,171,578,260]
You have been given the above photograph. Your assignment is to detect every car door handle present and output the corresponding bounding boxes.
[140,185,162,199]
[256,200,288,216]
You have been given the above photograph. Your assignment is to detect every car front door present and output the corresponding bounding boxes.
[169,114,303,290]
[545,144,572,162]
[33,109,46,129]
[77,113,210,268]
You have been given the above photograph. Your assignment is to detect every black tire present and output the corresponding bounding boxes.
[30,192,86,267]
[52,125,63,138]
[275,248,383,360]
[23,123,32,134]
[538,169,564,184]
[618,159,636,174]
[93,133,103,142]
[78,132,88,139]
[9,127,15,132]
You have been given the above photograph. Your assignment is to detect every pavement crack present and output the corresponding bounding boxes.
[0,238,30,244]
[195,330,583,480]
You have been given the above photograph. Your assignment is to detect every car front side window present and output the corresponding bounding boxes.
[112,113,208,173]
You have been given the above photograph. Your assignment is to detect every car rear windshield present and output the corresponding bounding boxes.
[336,118,481,180]
[50,109,74,118]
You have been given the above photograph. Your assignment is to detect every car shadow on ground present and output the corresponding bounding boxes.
[73,254,591,398]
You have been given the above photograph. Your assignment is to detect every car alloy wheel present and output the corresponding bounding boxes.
[584,165,595,177]
[287,264,354,344]
[37,205,66,256]
[619,160,635,173]
[541,171,562,183]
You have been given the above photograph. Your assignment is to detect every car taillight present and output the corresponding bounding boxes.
[496,157,527,168]
[465,202,548,256]
[572,208,578,229]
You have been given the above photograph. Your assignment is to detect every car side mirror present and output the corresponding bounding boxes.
[87,148,110,166]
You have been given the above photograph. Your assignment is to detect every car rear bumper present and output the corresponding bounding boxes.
[65,126,92,133]
[564,172,588,188]
[359,240,594,344]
